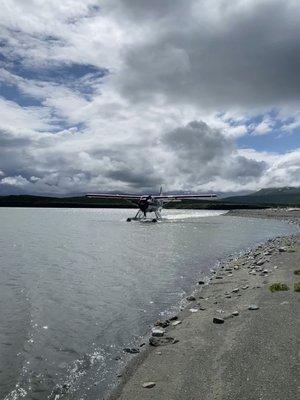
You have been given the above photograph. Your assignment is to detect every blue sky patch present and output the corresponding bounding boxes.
[237,129,300,153]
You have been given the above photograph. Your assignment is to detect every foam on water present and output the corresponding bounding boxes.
[163,209,228,220]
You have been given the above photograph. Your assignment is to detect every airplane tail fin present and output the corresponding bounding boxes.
[159,186,163,196]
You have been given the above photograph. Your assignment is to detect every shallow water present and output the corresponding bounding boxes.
[0,208,298,399]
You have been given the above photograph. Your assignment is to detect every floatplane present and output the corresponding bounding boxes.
[87,188,217,222]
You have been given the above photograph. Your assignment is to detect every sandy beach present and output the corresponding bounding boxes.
[110,209,300,400]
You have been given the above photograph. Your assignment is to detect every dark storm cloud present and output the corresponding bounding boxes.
[162,121,233,163]
[116,0,190,20]
[225,156,266,180]
[106,168,161,189]
[162,121,266,185]
[117,0,300,110]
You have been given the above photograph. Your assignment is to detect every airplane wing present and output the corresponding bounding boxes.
[152,194,217,200]
[86,193,217,200]
[86,193,141,200]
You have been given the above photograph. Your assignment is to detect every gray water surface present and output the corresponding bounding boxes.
[0,208,298,399]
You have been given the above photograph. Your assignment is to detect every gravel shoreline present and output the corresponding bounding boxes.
[109,210,300,400]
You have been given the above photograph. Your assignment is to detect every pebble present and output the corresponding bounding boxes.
[232,288,239,293]
[152,328,165,337]
[142,382,156,389]
[263,269,268,274]
[169,315,178,321]
[155,320,169,328]
[248,304,259,310]
[278,247,287,252]
[149,336,177,346]
[198,280,205,285]
[186,295,196,301]
[172,320,182,326]
[232,311,239,316]
[215,276,223,279]
[213,317,225,324]
[123,348,140,354]
[242,285,249,290]
[189,308,198,313]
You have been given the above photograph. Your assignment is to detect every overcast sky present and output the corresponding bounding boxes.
[0,0,299,195]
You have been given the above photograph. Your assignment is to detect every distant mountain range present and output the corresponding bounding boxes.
[0,187,299,209]
[222,187,300,206]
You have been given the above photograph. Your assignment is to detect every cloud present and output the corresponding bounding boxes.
[0,1,299,195]
[160,121,267,189]
[115,0,300,111]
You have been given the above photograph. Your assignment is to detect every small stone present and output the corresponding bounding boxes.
[152,328,165,337]
[215,276,223,279]
[278,247,287,252]
[155,320,169,328]
[225,295,231,298]
[232,311,239,316]
[263,251,272,256]
[274,265,278,269]
[117,374,122,378]
[172,320,182,326]
[198,280,205,285]
[213,317,225,324]
[232,288,239,293]
[248,304,259,310]
[142,382,156,389]
[189,308,198,313]
[186,295,196,301]
[233,265,240,270]
[149,336,176,347]
[256,259,265,266]
[156,351,162,355]
[169,315,178,321]
[242,285,249,290]
[123,348,140,354]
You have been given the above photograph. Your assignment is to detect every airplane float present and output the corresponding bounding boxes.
[87,188,217,222]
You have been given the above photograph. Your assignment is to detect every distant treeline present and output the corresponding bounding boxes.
[0,194,299,210]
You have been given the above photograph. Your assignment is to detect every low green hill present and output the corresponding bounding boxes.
[223,187,300,206]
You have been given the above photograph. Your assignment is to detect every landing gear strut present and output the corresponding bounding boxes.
[126,209,161,222]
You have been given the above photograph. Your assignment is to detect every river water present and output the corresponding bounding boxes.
[0,208,298,399]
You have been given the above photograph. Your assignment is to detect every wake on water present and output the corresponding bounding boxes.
[162,209,228,220]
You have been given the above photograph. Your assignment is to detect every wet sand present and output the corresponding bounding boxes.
[110,210,300,400]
